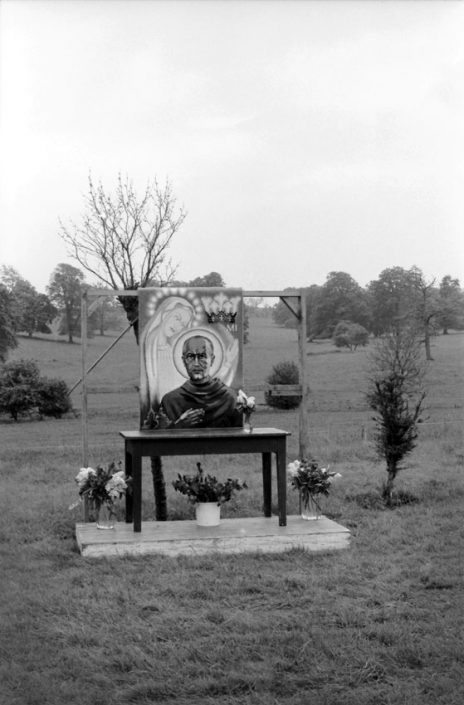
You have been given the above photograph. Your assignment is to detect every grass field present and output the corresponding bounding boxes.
[1,316,463,704]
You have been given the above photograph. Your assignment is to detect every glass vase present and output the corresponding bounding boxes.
[300,493,322,520]
[243,413,253,433]
[95,502,116,530]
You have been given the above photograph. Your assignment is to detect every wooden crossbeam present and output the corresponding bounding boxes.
[266,384,302,397]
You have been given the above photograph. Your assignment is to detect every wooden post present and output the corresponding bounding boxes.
[81,291,89,521]
[298,289,310,458]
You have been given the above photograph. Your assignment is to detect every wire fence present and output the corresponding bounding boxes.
[4,417,462,453]
[309,418,464,445]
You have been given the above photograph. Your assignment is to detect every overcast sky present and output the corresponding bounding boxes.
[1,0,463,295]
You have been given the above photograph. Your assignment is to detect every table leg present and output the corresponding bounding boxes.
[262,453,272,517]
[276,441,287,526]
[125,445,133,523]
[132,447,142,532]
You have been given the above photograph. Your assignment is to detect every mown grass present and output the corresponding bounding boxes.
[1,319,463,704]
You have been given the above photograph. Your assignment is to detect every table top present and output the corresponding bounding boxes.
[120,427,291,440]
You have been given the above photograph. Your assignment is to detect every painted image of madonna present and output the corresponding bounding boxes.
[139,288,243,429]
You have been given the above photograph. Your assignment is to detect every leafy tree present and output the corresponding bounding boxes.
[437,276,463,334]
[0,359,41,420]
[333,321,369,351]
[0,266,56,336]
[272,288,299,329]
[89,296,128,335]
[60,173,186,342]
[0,284,17,361]
[188,271,225,288]
[0,265,24,293]
[312,272,370,337]
[366,328,426,504]
[36,378,72,418]
[8,278,37,333]
[368,266,463,358]
[272,286,321,339]
[0,267,36,332]
[47,263,84,343]
[29,293,57,335]
[60,173,186,521]
[367,267,420,336]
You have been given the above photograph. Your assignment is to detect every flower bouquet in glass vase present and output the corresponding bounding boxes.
[236,389,256,432]
[74,461,130,529]
[287,458,341,520]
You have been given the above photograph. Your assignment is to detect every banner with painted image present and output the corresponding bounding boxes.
[139,287,243,429]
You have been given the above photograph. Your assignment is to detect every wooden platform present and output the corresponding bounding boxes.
[75,515,350,558]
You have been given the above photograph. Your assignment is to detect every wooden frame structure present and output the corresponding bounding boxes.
[79,287,309,465]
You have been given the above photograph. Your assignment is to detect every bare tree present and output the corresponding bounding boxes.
[60,173,187,520]
[60,173,186,341]
[366,327,427,504]
[409,267,439,361]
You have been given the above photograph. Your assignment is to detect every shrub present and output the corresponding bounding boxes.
[0,359,72,421]
[264,360,302,410]
[0,359,41,420]
[333,320,369,350]
[37,378,72,418]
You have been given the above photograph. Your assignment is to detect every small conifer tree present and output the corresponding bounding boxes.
[367,327,426,504]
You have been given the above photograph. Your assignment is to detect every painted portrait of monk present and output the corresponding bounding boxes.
[139,287,243,429]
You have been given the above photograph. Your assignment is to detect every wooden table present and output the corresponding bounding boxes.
[120,428,291,532]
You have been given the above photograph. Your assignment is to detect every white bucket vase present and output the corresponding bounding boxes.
[195,502,221,527]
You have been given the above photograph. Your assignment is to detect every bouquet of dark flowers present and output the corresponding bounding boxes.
[287,458,341,511]
[172,462,248,506]
[73,461,130,510]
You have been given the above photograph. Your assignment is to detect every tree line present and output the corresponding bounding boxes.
[0,263,124,355]
[0,263,243,360]
[273,268,463,359]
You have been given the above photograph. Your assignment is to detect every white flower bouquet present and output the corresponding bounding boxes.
[74,461,130,510]
[236,389,256,429]
[288,458,341,512]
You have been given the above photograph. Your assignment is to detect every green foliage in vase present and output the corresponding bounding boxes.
[172,462,247,505]
[287,458,341,509]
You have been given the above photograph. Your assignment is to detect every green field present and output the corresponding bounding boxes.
[4,315,463,463]
[1,316,463,704]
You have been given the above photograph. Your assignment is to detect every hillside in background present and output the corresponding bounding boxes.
[7,314,464,433]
